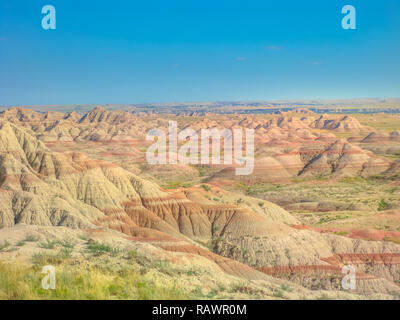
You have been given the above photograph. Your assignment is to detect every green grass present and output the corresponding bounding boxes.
[381,154,400,161]
[273,289,285,298]
[196,166,206,177]
[334,231,349,236]
[161,181,191,189]
[125,250,138,260]
[31,248,73,266]
[383,236,400,245]
[58,238,76,249]
[340,176,366,184]
[38,240,57,249]
[0,240,11,252]
[78,234,88,241]
[378,199,389,211]
[86,241,120,257]
[153,260,175,276]
[280,284,293,292]
[0,262,186,300]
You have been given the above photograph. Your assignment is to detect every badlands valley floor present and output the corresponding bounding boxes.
[1,105,400,300]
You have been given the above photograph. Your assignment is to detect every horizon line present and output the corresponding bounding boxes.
[1,97,400,108]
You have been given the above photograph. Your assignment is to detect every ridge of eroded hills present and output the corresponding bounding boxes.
[1,120,400,296]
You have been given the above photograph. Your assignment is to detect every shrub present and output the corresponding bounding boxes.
[24,234,40,242]
[280,284,293,292]
[31,249,72,266]
[0,240,11,252]
[378,199,389,211]
[16,241,26,247]
[273,290,285,298]
[126,250,138,260]
[86,241,120,257]
[236,198,244,205]
[58,238,76,249]
[38,240,57,249]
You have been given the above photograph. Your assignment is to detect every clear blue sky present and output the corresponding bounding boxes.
[0,0,399,105]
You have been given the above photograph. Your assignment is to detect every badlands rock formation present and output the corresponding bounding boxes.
[2,107,393,185]
[0,108,374,142]
[352,131,400,157]
[312,115,373,133]
[1,116,400,296]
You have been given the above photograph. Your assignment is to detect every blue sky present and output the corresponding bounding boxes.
[0,0,399,105]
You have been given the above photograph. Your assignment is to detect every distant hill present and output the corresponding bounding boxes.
[1,98,400,115]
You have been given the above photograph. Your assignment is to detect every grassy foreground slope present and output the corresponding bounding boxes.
[0,225,371,300]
